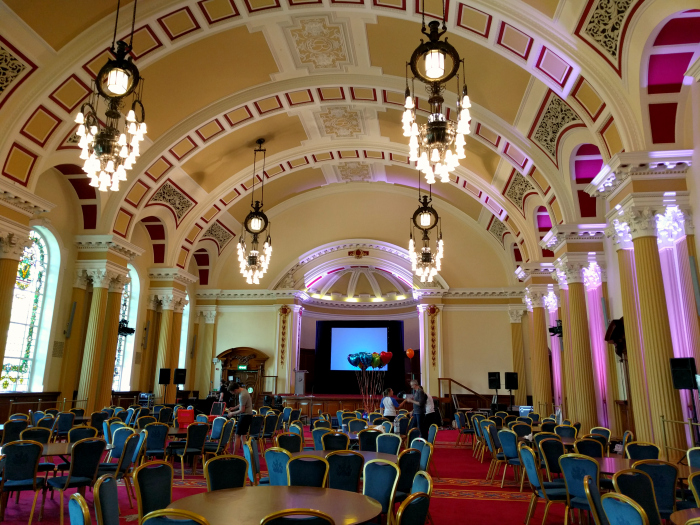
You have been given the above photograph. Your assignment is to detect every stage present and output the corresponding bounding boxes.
[280,394,382,419]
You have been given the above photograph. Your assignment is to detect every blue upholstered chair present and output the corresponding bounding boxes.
[322,432,349,451]
[583,433,609,455]
[427,424,438,445]
[195,414,208,424]
[539,437,565,485]
[287,456,329,487]
[276,432,302,453]
[395,492,430,525]
[167,422,209,480]
[106,426,134,463]
[625,442,660,460]
[261,414,280,451]
[480,420,503,481]
[528,412,541,423]
[688,447,700,468]
[591,427,611,442]
[203,455,248,491]
[584,475,610,525]
[248,438,269,485]
[38,416,55,431]
[397,416,410,438]
[94,474,119,525]
[382,421,393,434]
[208,417,225,442]
[394,448,421,503]
[517,417,533,425]
[541,421,557,433]
[137,416,157,430]
[601,493,650,525]
[264,447,292,486]
[689,471,700,507]
[141,509,209,525]
[144,423,169,461]
[454,412,473,447]
[1,419,28,444]
[518,443,567,525]
[362,460,400,520]
[326,451,363,492]
[69,408,85,418]
[133,461,173,522]
[368,412,382,424]
[97,432,141,509]
[281,407,292,427]
[633,460,694,516]
[358,429,381,452]
[411,471,433,495]
[157,408,172,424]
[0,440,45,525]
[559,454,599,520]
[575,438,605,458]
[21,428,56,477]
[68,494,90,525]
[348,418,367,433]
[498,429,523,490]
[52,412,75,442]
[45,438,106,525]
[90,412,109,433]
[114,411,128,423]
[108,422,127,447]
[55,426,99,474]
[312,428,330,451]
[134,408,149,425]
[260,510,332,525]
[123,408,135,427]
[204,419,234,459]
[622,430,634,449]
[31,411,45,427]
[101,408,114,418]
[471,414,485,460]
[613,468,661,525]
[313,419,331,430]
[555,425,577,439]
[406,428,421,449]
[377,433,401,455]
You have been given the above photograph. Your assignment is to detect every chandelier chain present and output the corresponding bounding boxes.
[112,0,121,50]
[129,0,138,49]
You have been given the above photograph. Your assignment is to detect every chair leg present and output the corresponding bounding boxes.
[124,477,133,509]
[29,490,39,525]
[520,468,526,492]
[525,494,536,525]
[1,491,7,521]
[541,501,552,525]
[563,506,569,525]
[39,488,46,521]
[501,464,507,488]
[59,490,64,525]
[180,456,185,481]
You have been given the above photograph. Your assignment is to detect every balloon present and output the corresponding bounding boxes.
[406,348,415,359]
[360,352,373,368]
[347,354,360,367]
[381,351,393,364]
[371,353,382,368]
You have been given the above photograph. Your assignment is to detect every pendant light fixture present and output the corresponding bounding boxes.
[402,0,471,184]
[75,0,146,192]
[409,179,444,283]
[238,139,272,285]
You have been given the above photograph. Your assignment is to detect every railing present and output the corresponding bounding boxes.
[9,398,89,414]
[660,415,696,461]
[438,378,490,409]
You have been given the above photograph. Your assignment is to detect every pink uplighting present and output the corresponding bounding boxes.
[584,271,610,428]
[548,309,563,409]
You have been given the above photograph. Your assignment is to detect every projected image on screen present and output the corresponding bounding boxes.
[331,327,388,371]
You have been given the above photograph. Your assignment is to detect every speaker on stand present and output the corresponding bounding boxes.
[670,358,699,447]
[488,372,501,415]
[505,372,518,411]
[159,368,171,405]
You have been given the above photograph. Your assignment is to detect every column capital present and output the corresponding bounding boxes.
[508,307,526,323]
[543,290,559,312]
[524,286,552,310]
[109,275,130,293]
[73,269,89,290]
[159,295,187,312]
[85,268,121,289]
[605,220,634,251]
[0,229,32,261]
[147,294,160,310]
[554,253,606,287]
[172,298,188,313]
[201,310,217,324]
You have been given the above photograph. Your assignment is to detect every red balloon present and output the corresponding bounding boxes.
[406,348,414,359]
[380,351,393,364]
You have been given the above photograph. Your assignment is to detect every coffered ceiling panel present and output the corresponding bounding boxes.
[366,16,532,125]
[181,113,307,193]
[140,25,278,140]
[521,0,560,18]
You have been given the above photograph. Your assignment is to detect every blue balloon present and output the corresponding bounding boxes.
[347,354,360,367]
[360,353,373,367]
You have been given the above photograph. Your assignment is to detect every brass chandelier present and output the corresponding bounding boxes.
[409,183,444,283]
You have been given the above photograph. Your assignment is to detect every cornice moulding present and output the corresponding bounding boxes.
[148,267,198,285]
[74,235,145,261]
[539,224,607,251]
[0,178,55,217]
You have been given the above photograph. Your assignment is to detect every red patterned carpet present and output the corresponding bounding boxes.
[0,430,567,525]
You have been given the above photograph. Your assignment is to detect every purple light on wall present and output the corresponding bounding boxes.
[585,277,610,428]
[548,309,563,409]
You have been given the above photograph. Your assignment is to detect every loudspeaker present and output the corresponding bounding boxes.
[488,372,501,390]
[505,372,519,390]
[670,358,697,390]
[158,368,171,385]
[173,368,186,385]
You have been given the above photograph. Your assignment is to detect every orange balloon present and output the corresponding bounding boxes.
[406,348,414,359]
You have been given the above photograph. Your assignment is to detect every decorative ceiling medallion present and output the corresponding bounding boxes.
[285,15,353,71]
[147,181,195,225]
[335,161,371,182]
[0,36,37,110]
[203,221,234,253]
[487,217,508,248]
[316,106,364,138]
[505,171,537,213]
[529,91,582,165]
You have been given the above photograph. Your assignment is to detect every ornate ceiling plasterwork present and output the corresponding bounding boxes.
[0,36,36,111]
[335,161,371,182]
[316,106,364,139]
[505,171,537,213]
[529,91,584,166]
[487,217,508,248]
[201,220,235,254]
[285,15,354,72]
[146,180,196,226]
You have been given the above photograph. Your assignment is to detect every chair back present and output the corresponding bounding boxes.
[313,419,331,430]
[54,412,75,432]
[632,460,678,516]
[264,447,292,486]
[687,447,700,468]
[591,427,611,441]
[1,419,28,444]
[555,425,577,439]
[418,441,433,471]
[517,416,533,425]
[69,494,91,525]
[184,422,209,452]
[541,421,556,433]
[583,433,609,452]
[281,407,292,423]
[369,412,383,424]
[511,423,531,439]
[0,440,42,490]
[348,418,367,433]
[397,416,410,435]
[70,408,85,418]
[137,416,157,429]
[110,427,135,459]
[559,454,600,502]
[264,413,281,436]
[358,429,381,452]
[45,408,59,417]
[363,460,400,514]
[689,471,700,507]
[204,455,248,491]
[377,433,402,455]
[195,414,209,423]
[124,408,135,426]
[288,456,329,487]
[322,432,349,451]
[31,411,45,426]
[260,510,333,525]
[109,421,126,442]
[584,475,610,525]
[94,475,120,525]
[411,471,433,495]
[498,429,518,460]
[249,415,265,438]
[312,428,330,451]
[528,412,540,423]
[290,409,301,422]
[613,468,661,525]
[68,426,98,443]
[539,437,565,477]
[396,448,421,493]
[69,438,107,482]
[114,433,141,477]
[144,423,169,453]
[601,492,651,525]
[407,427,421,448]
[575,438,605,458]
[427,424,438,444]
[114,411,128,423]
[133,461,174,521]
[38,415,55,430]
[622,430,634,449]
[90,411,109,431]
[326,451,363,492]
[382,421,393,433]
[243,440,257,485]
[21,427,51,444]
[132,430,148,465]
[395,492,430,525]
[519,444,544,492]
[625,442,660,460]
[157,407,173,424]
[214,420,234,455]
[176,409,195,429]
[290,423,303,439]
[276,432,302,453]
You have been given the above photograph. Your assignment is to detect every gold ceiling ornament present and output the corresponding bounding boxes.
[238,139,272,285]
[402,0,471,184]
[75,0,146,192]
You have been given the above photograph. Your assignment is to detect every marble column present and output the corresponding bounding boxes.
[196,311,216,398]
[628,209,686,456]
[669,232,700,366]
[187,321,200,392]
[137,296,159,393]
[58,271,88,406]
[509,308,527,406]
[559,286,577,421]
[95,276,128,410]
[77,270,116,414]
[0,231,32,369]
[528,292,553,414]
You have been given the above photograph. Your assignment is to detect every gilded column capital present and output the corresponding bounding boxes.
[508,307,526,323]
[172,298,188,314]
[109,275,130,293]
[202,310,217,324]
[0,231,32,261]
[605,220,633,251]
[86,269,120,289]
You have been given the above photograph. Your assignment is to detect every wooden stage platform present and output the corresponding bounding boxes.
[280,394,382,419]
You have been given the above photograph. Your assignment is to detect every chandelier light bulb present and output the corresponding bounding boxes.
[250,217,263,232]
[107,68,130,95]
[404,95,414,109]
[75,113,85,125]
[424,49,445,79]
[431,148,440,162]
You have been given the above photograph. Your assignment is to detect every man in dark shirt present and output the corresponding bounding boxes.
[406,382,428,438]
[219,379,230,404]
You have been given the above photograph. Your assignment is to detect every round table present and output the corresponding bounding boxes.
[168,486,382,525]
[290,449,398,463]
[671,508,700,525]
[598,457,692,479]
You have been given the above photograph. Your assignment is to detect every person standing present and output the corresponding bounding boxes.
[226,382,253,455]
[406,382,428,438]
[218,379,230,404]
[381,388,399,421]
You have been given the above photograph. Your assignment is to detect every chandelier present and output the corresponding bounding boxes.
[402,2,471,184]
[238,139,272,285]
[408,188,444,283]
[75,0,146,192]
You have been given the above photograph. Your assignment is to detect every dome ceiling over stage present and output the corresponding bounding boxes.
[306,266,412,304]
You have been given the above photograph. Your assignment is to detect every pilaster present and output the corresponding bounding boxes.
[508,307,527,406]
[58,270,89,405]
[524,286,553,415]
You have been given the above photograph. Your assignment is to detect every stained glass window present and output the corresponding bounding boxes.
[2,231,47,391]
[113,276,132,391]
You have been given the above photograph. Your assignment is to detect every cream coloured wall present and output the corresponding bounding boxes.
[440,308,513,395]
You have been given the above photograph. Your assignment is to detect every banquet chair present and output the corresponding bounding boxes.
[261,413,281,452]
[288,456,329,487]
[276,432,302,453]
[362,460,400,524]
[133,408,150,426]
[137,416,157,430]
[555,425,577,439]
[411,471,433,496]
[37,416,55,431]
[517,417,533,425]
[539,438,565,484]
[45,409,60,417]
[377,433,402,455]
[454,412,473,447]
[563,419,572,426]
[471,414,485,460]
[31,411,45,426]
[407,428,421,448]
[559,454,600,522]
[94,474,119,525]
[591,427,611,442]
[143,423,169,461]
[498,429,523,490]
[45,437,106,525]
[204,419,234,460]
[601,493,650,525]
[348,418,367,433]
[105,427,134,463]
[353,411,363,419]
[528,413,541,424]
[688,448,700,468]
[114,411,128,423]
[249,414,265,441]
[583,475,610,525]
[511,423,532,439]
[207,417,226,443]
[397,416,410,439]
[69,409,85,418]
[503,415,517,427]
[249,438,269,485]
[358,429,382,452]
[203,455,247,491]
[167,422,209,480]
[574,438,605,458]
[90,412,109,433]
[417,440,433,472]
[613,469,661,525]
[133,461,173,522]
[142,509,210,525]
[264,447,292,486]
[9,413,28,421]
[123,408,135,426]
[322,432,350,451]
[260,510,334,525]
[625,442,660,460]
[314,419,332,429]
[689,471,700,506]
[369,412,383,424]
[1,419,28,444]
[157,407,172,424]
[573,422,582,436]
[68,494,90,525]
[495,411,508,420]
[427,424,438,445]
[97,432,141,509]
[195,414,208,424]
[0,440,45,525]
[382,421,393,434]
[394,449,421,503]
[582,433,609,455]
[632,460,694,516]
[395,492,430,525]
[622,430,634,450]
[326,451,363,492]
[54,426,100,474]
[541,421,556,433]
[518,443,567,525]
[20,428,56,477]
[312,428,330,450]
[290,409,302,425]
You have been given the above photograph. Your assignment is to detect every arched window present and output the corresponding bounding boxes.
[2,230,48,391]
[113,265,140,391]
[178,294,190,370]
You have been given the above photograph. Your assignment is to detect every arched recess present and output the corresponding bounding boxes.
[52,164,97,230]
[640,10,700,149]
[570,144,604,219]
[192,247,212,287]
[139,216,167,265]
[535,206,554,259]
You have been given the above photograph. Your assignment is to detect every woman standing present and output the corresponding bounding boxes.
[381,388,399,421]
